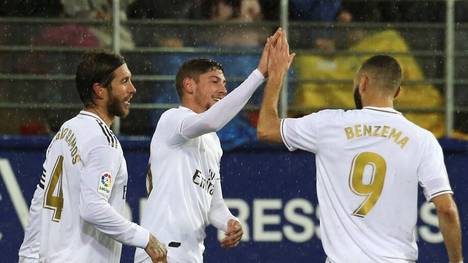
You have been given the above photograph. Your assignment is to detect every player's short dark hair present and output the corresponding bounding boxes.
[360,55,402,92]
[175,58,224,99]
[75,51,125,107]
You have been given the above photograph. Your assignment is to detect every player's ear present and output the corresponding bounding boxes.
[92,82,106,100]
[359,74,368,94]
[183,78,195,95]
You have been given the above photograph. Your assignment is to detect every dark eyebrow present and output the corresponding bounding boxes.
[209,76,226,83]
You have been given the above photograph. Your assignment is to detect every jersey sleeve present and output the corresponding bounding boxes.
[162,108,197,146]
[281,110,339,153]
[417,133,453,201]
[208,178,236,232]
[18,183,44,262]
[79,143,149,248]
[179,69,264,139]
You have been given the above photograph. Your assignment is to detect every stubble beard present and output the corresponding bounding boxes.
[107,93,129,118]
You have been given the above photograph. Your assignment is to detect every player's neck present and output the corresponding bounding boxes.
[362,98,394,109]
[84,106,114,127]
[181,100,205,114]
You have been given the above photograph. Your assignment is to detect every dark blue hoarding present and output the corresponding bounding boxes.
[0,136,466,262]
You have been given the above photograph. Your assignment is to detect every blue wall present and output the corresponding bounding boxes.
[1,136,466,262]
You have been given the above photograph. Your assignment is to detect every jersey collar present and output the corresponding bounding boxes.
[79,110,109,126]
[178,105,195,113]
[363,106,402,115]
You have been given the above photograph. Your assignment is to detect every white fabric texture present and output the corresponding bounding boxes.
[19,111,149,263]
[281,106,452,263]
[135,69,264,263]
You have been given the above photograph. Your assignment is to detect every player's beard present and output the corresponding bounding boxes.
[353,86,363,109]
[107,92,129,118]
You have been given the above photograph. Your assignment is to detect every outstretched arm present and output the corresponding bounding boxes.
[432,194,463,262]
[180,68,265,139]
[257,30,295,143]
[179,31,281,139]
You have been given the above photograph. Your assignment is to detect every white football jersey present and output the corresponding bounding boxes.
[135,106,236,263]
[19,111,149,263]
[281,106,452,263]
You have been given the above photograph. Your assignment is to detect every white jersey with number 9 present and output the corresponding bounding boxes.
[281,106,452,263]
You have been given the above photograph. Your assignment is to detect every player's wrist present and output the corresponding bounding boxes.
[253,68,266,79]
[256,66,267,77]
[267,70,286,82]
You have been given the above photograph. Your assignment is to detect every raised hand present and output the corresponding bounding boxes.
[268,29,296,76]
[257,28,283,77]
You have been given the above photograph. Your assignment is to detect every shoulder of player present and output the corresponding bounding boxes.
[322,109,346,115]
[162,107,193,119]
[151,107,195,146]
[156,107,194,128]
[312,108,346,120]
[375,112,438,149]
[417,125,440,147]
[74,115,120,150]
[398,116,436,142]
[285,109,345,126]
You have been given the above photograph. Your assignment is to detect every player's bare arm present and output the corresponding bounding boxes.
[257,30,295,143]
[432,194,463,262]
[220,219,243,249]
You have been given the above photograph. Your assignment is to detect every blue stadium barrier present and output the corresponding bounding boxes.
[0,135,466,262]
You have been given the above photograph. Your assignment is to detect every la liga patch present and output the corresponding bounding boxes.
[98,172,112,195]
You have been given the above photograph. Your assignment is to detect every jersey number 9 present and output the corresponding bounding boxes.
[348,152,386,217]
